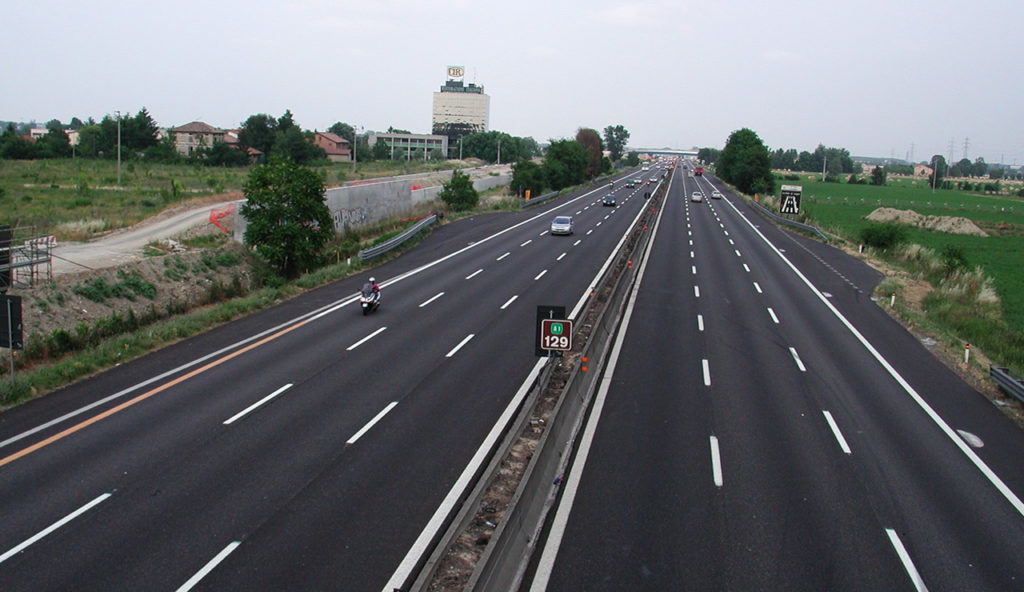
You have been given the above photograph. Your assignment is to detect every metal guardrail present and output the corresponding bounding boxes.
[748,198,829,241]
[357,215,437,261]
[991,366,1024,403]
[521,191,560,208]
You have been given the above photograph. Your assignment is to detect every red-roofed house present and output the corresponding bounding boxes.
[169,121,226,155]
[313,132,352,162]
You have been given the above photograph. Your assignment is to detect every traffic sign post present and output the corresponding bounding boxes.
[536,305,569,356]
[540,319,572,353]
[780,184,802,215]
[1,294,22,383]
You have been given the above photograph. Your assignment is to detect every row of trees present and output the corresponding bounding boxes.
[510,124,631,198]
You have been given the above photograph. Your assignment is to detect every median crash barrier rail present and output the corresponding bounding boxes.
[991,366,1024,403]
[748,198,828,241]
[521,191,560,208]
[466,185,664,592]
[357,215,437,262]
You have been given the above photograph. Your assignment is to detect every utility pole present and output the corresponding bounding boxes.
[115,110,121,186]
[497,138,501,165]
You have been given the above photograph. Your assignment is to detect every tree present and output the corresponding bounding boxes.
[438,169,479,211]
[871,166,887,186]
[275,126,324,164]
[972,157,988,178]
[512,159,546,198]
[371,138,390,160]
[240,158,334,278]
[957,158,972,177]
[624,151,640,167]
[602,125,630,161]
[201,141,248,167]
[697,147,720,164]
[543,139,588,190]
[575,128,603,179]
[929,154,947,187]
[39,128,71,158]
[327,122,355,145]
[123,107,159,152]
[716,128,774,195]
[989,167,1004,180]
[239,114,278,156]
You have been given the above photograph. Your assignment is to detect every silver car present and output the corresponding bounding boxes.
[550,215,574,235]
[711,190,723,199]
[691,191,704,202]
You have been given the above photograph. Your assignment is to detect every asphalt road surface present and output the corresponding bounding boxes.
[0,166,662,590]
[525,170,1024,590]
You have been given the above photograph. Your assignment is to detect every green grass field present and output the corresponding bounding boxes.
[779,176,1024,337]
[0,158,462,240]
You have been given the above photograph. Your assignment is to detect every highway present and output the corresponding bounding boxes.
[0,167,663,590]
[525,167,1024,590]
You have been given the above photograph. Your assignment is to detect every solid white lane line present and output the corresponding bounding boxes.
[347,327,386,351]
[723,192,1024,518]
[754,282,762,294]
[743,263,750,272]
[697,314,704,332]
[496,252,510,261]
[465,269,483,279]
[823,410,852,454]
[535,269,548,280]
[768,307,780,324]
[500,295,518,310]
[446,334,475,358]
[790,347,807,372]
[886,529,929,592]
[347,402,399,444]
[418,292,445,307]
[521,239,532,247]
[175,541,242,592]
[223,383,294,425]
[694,286,700,298]
[702,359,711,386]
[0,493,111,564]
[710,436,723,487]
[572,239,582,246]
[557,252,567,261]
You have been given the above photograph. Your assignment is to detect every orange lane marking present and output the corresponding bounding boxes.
[0,317,314,468]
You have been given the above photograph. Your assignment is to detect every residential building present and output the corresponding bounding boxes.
[313,132,352,162]
[914,164,933,177]
[168,121,226,155]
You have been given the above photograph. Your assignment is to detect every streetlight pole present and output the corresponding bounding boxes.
[459,137,463,161]
[115,110,121,186]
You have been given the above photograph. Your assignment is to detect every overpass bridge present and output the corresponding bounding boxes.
[632,148,698,158]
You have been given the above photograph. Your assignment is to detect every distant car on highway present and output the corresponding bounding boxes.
[648,177,658,184]
[550,215,574,235]
[602,194,616,207]
[711,189,723,199]
[633,177,642,186]
[625,179,635,188]
[691,191,704,202]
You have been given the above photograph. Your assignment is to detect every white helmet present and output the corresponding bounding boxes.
[369,277,376,283]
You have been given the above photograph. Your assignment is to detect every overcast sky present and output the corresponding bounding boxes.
[5,0,1022,164]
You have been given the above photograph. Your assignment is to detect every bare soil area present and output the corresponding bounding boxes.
[865,207,989,236]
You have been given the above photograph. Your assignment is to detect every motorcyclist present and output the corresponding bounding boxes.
[363,277,380,296]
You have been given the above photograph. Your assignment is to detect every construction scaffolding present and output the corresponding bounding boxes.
[0,225,53,292]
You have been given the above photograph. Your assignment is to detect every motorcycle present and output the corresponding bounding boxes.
[360,284,381,315]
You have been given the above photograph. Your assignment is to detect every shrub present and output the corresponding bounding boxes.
[940,245,969,278]
[860,223,908,250]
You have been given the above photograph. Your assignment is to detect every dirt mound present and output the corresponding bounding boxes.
[865,208,988,236]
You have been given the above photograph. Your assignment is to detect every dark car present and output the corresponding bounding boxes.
[602,194,616,207]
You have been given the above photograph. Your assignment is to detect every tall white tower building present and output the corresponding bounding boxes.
[432,66,489,156]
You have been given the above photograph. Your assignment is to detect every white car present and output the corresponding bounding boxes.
[691,191,704,202]
[550,215,574,235]
[711,190,723,199]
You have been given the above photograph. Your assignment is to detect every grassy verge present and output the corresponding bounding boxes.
[764,175,1024,376]
[0,209,454,407]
